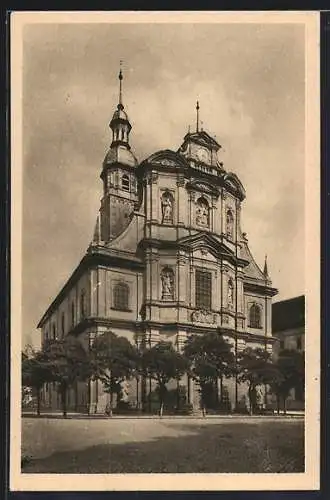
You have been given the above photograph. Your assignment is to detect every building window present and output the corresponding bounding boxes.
[296,336,302,350]
[249,304,262,329]
[71,301,75,327]
[226,209,234,239]
[280,340,285,350]
[196,197,209,227]
[122,174,130,192]
[52,324,56,340]
[195,269,212,310]
[113,282,130,311]
[61,313,65,337]
[80,290,86,318]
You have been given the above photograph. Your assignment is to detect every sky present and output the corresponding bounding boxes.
[22,21,305,347]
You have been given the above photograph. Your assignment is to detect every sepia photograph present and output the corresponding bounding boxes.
[10,11,320,492]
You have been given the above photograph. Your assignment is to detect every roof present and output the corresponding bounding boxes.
[272,295,305,332]
[104,145,138,167]
[182,130,221,150]
[240,240,267,282]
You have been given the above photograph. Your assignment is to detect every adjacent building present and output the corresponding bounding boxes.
[272,295,305,409]
[38,70,278,413]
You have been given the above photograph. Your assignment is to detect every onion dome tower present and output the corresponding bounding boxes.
[98,65,139,242]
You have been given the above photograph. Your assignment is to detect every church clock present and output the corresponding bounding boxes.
[196,146,210,163]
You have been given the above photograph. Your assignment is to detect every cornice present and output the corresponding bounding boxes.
[37,249,144,329]
[243,280,278,297]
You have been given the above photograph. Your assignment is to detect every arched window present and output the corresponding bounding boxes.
[122,174,130,192]
[161,267,175,300]
[113,282,130,311]
[196,197,209,227]
[226,209,234,239]
[80,290,86,319]
[249,303,262,329]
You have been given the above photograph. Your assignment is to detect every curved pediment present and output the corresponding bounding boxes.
[186,179,220,197]
[179,233,234,258]
[144,149,188,169]
[222,172,246,201]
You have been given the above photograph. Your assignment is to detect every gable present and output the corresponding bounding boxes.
[178,233,235,260]
[222,173,246,201]
[144,149,188,168]
[192,247,217,263]
[186,179,220,197]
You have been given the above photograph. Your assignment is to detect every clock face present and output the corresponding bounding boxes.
[196,147,209,163]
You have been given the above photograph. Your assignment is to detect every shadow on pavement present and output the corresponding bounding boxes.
[22,421,304,474]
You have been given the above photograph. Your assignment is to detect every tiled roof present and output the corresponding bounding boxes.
[272,295,305,332]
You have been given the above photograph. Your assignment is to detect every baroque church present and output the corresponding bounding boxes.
[38,69,278,413]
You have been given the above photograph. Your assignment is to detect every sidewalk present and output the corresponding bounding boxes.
[22,410,304,420]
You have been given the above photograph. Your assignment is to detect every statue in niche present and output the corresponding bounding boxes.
[226,210,234,239]
[119,380,130,402]
[161,268,174,300]
[161,191,173,223]
[196,198,209,227]
[228,280,234,307]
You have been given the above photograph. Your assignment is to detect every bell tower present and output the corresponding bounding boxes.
[99,65,139,242]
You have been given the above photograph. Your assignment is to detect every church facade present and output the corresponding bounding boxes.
[38,70,278,413]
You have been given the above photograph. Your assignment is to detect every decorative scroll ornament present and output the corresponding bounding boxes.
[222,314,229,324]
[153,159,177,167]
[191,310,217,324]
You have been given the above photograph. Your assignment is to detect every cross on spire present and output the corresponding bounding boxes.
[118,60,124,109]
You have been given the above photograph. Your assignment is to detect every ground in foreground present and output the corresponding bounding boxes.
[21,417,304,473]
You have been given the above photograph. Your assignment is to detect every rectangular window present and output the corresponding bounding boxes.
[195,270,212,310]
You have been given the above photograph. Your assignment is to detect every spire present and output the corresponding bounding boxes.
[196,101,200,132]
[92,215,102,245]
[118,60,123,110]
[109,62,132,150]
[263,254,269,279]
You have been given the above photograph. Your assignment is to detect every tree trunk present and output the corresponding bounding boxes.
[61,386,67,418]
[283,396,287,415]
[159,400,164,417]
[36,388,41,417]
[220,375,223,404]
[109,391,113,417]
[276,394,280,415]
[248,386,253,415]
